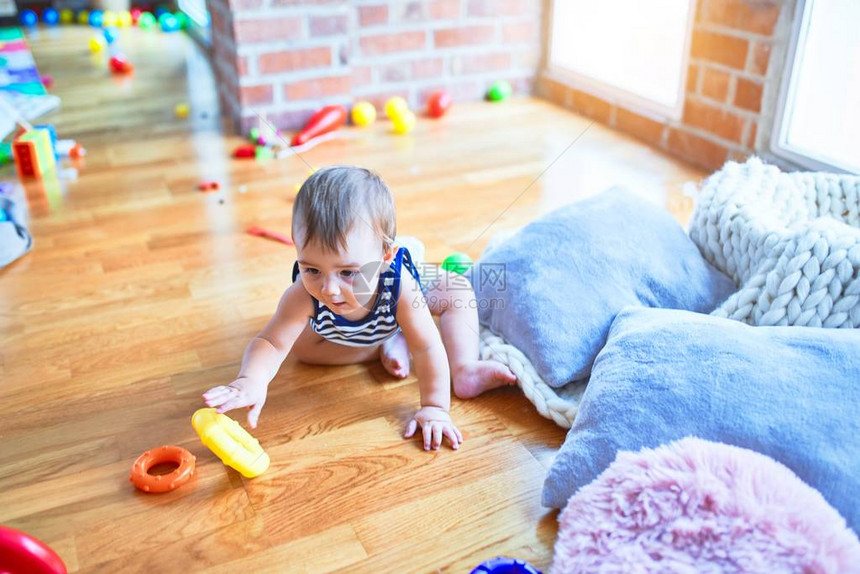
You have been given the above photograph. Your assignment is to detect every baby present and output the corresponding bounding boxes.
[203,166,516,450]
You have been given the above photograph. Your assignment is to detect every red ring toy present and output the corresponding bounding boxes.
[129,445,196,493]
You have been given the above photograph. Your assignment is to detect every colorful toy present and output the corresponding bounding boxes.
[486,80,513,102]
[291,104,348,147]
[88,10,104,27]
[192,408,270,478]
[42,8,60,26]
[351,101,376,126]
[0,525,67,574]
[89,35,105,53]
[103,26,119,44]
[102,11,119,28]
[197,180,219,191]
[59,8,74,24]
[247,225,294,245]
[20,10,38,27]
[109,55,134,74]
[175,103,190,118]
[384,96,409,120]
[174,12,189,29]
[129,445,196,493]
[117,11,133,27]
[13,129,56,179]
[159,13,180,32]
[426,90,452,118]
[41,74,54,89]
[130,8,142,24]
[471,557,541,574]
[392,111,416,134]
[442,252,473,275]
[233,144,256,159]
[0,143,13,166]
[138,12,157,29]
[255,146,274,160]
[77,10,90,25]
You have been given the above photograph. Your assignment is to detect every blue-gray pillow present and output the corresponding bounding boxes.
[542,307,860,531]
[475,188,735,387]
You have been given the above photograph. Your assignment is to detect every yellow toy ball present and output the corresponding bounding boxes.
[351,101,376,127]
[384,96,409,120]
[102,11,118,27]
[89,35,105,53]
[392,111,416,134]
[59,8,74,24]
[175,103,190,118]
[117,11,132,27]
[78,10,90,25]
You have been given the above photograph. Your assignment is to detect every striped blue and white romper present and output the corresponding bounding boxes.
[291,247,425,347]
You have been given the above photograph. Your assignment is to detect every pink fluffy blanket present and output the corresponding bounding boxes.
[552,437,860,573]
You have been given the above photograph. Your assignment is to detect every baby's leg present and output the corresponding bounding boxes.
[426,270,516,398]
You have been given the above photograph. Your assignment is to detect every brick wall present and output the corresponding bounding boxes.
[208,0,543,133]
[538,0,793,171]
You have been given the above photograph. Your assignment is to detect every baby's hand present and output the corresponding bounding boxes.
[202,377,268,429]
[404,406,463,451]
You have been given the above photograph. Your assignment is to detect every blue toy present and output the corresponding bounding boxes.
[471,557,542,574]
[159,13,180,32]
[88,10,104,27]
[42,8,60,25]
[154,6,170,18]
[103,26,119,44]
[20,10,38,27]
[0,209,8,223]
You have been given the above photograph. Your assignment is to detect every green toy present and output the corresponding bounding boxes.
[441,252,473,275]
[138,12,156,30]
[486,81,512,102]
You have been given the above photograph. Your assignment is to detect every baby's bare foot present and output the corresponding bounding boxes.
[453,360,517,399]
[380,332,410,379]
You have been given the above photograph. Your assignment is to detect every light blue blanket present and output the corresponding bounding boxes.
[0,189,32,268]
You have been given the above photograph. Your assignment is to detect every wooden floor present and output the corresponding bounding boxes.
[0,26,705,573]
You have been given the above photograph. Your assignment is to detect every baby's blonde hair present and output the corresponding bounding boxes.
[292,166,396,253]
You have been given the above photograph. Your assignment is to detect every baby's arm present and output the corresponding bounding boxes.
[396,271,463,450]
[202,281,312,428]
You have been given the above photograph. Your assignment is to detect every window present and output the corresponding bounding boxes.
[772,0,860,173]
[548,0,695,119]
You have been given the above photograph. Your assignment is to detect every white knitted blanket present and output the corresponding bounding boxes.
[478,158,860,428]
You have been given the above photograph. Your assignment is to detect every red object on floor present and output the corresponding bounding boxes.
[109,56,134,74]
[247,225,294,245]
[426,90,452,118]
[198,180,220,191]
[290,105,347,147]
[232,144,256,159]
[0,525,67,574]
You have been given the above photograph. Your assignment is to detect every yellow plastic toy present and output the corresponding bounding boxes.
[191,408,270,478]
[392,111,416,134]
[351,101,376,127]
[89,35,105,53]
[384,96,408,120]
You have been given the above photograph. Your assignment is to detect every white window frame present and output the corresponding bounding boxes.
[544,0,697,121]
[771,0,856,173]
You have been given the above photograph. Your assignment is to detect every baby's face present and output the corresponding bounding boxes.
[295,223,392,316]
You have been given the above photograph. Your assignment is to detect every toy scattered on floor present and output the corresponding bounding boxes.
[20,10,38,27]
[130,8,142,24]
[198,180,220,192]
[291,104,348,146]
[102,11,118,28]
[41,74,54,89]
[138,12,157,29]
[247,225,295,246]
[89,35,106,53]
[159,13,180,32]
[175,103,190,118]
[0,143,13,166]
[392,111,416,134]
[487,81,512,102]
[0,525,68,574]
[442,252,473,275]
[118,10,133,27]
[192,408,270,478]
[129,445,196,493]
[426,90,452,118]
[471,557,541,574]
[232,144,256,159]
[42,8,60,26]
[103,26,119,44]
[13,129,56,179]
[385,96,415,134]
[59,8,74,24]
[351,101,376,126]
[77,10,90,25]
[255,146,274,160]
[109,55,134,75]
[88,10,104,27]
[385,96,409,119]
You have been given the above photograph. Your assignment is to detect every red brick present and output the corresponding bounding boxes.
[434,25,495,48]
[234,17,303,44]
[358,4,388,26]
[456,52,512,75]
[429,0,460,19]
[701,67,732,102]
[284,75,351,100]
[412,58,445,79]
[615,107,665,147]
[359,31,426,56]
[667,128,730,171]
[258,47,331,75]
[686,64,700,94]
[683,99,745,143]
[351,66,373,88]
[734,77,763,112]
[702,0,781,36]
[503,21,537,44]
[309,15,348,37]
[745,121,758,149]
[467,0,529,17]
[571,89,612,124]
[240,84,273,106]
[748,42,772,76]
[691,30,748,70]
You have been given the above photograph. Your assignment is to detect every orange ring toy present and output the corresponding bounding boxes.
[129,445,196,493]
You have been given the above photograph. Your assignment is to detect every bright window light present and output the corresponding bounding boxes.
[774,0,860,173]
[549,0,694,118]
